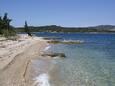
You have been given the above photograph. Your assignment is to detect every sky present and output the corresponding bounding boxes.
[0,0,115,27]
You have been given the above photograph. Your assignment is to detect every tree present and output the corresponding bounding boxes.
[0,13,16,36]
[3,13,10,36]
[0,16,2,34]
[24,21,32,36]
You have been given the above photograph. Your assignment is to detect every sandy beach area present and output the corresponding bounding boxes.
[0,34,48,86]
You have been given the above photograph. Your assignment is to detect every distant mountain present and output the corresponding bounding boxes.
[15,25,115,33]
[89,25,115,31]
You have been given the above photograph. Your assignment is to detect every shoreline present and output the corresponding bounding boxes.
[0,34,48,86]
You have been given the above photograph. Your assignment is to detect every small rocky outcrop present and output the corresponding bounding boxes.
[47,40,84,44]
[41,52,66,58]
[43,37,62,40]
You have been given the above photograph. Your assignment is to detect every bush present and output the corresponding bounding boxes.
[0,13,16,37]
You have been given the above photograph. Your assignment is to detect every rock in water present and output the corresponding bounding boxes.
[41,52,66,58]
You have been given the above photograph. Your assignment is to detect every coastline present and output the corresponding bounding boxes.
[0,33,115,86]
[0,34,48,86]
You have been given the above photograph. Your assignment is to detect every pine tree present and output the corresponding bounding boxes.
[24,21,32,36]
[0,13,16,36]
[0,16,2,34]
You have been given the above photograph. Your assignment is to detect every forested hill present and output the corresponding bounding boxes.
[16,25,115,33]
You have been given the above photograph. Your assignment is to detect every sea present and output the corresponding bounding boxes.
[32,32,115,86]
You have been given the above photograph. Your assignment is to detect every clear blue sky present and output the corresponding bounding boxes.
[0,0,115,27]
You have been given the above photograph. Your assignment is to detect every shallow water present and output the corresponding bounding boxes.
[34,33,115,86]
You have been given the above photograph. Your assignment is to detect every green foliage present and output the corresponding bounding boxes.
[0,13,16,37]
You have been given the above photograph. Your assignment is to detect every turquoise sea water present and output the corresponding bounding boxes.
[35,33,115,86]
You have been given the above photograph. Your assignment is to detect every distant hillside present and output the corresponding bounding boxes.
[89,25,115,31]
[15,25,115,33]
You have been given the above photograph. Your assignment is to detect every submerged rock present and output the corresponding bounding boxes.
[41,52,66,58]
[47,40,84,44]
[43,37,62,40]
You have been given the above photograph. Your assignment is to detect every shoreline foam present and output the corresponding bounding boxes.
[33,73,50,86]
[44,45,51,51]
